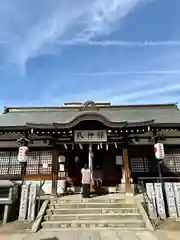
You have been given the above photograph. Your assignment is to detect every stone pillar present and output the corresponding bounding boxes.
[122,147,133,196]
[27,183,37,221]
[52,148,58,195]
[18,184,29,220]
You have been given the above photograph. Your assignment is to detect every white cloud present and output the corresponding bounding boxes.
[36,74,180,106]
[11,3,87,74]
[0,0,148,73]
[3,72,180,107]
[56,40,180,47]
[79,0,145,39]
[1,0,180,108]
[108,83,180,103]
[75,70,180,76]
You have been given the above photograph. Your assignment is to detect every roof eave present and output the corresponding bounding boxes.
[26,120,155,129]
[153,123,180,128]
[0,126,28,131]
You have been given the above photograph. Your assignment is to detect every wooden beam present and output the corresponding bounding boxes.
[122,145,132,195]
[51,147,59,195]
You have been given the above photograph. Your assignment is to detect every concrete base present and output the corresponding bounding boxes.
[126,193,134,197]
[108,187,117,193]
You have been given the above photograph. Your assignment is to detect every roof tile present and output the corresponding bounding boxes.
[0,106,179,127]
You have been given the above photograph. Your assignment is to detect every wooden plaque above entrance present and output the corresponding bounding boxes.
[74,130,107,143]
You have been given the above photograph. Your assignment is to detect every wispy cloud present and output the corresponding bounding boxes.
[0,0,148,73]
[37,74,180,106]
[75,70,180,76]
[108,83,180,103]
[47,83,180,106]
[11,3,86,74]
[1,0,180,109]
[56,40,180,47]
[78,0,147,39]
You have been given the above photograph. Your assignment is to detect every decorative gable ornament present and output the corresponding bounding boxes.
[16,136,30,145]
[18,146,29,163]
[154,143,165,160]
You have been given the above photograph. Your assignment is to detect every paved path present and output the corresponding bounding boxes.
[0,230,171,240]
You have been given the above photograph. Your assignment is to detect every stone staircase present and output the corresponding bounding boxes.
[41,196,146,230]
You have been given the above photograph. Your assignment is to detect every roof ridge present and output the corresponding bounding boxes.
[3,103,178,113]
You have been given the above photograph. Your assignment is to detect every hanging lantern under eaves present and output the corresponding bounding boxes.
[154,143,165,160]
[18,146,29,163]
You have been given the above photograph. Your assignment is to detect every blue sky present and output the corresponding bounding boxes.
[0,0,180,109]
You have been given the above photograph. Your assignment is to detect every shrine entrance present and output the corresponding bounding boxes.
[57,118,136,195]
[67,145,89,185]
[73,128,108,185]
[67,142,123,187]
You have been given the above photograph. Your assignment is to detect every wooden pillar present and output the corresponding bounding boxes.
[52,147,58,195]
[122,145,132,195]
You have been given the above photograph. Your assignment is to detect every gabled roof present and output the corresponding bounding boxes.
[3,102,178,113]
[0,102,179,129]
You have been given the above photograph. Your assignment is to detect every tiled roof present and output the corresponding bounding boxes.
[0,103,179,128]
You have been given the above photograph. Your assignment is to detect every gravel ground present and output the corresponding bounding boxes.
[0,220,32,234]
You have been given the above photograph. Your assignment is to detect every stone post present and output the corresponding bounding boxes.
[27,183,37,221]
[18,184,29,220]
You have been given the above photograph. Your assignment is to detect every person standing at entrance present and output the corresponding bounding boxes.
[81,164,91,198]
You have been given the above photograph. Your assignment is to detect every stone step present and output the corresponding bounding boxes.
[48,203,136,209]
[50,199,126,204]
[41,219,145,229]
[47,207,139,215]
[44,213,142,221]
[41,227,146,232]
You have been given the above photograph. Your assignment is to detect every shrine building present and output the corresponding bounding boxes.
[0,101,180,195]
